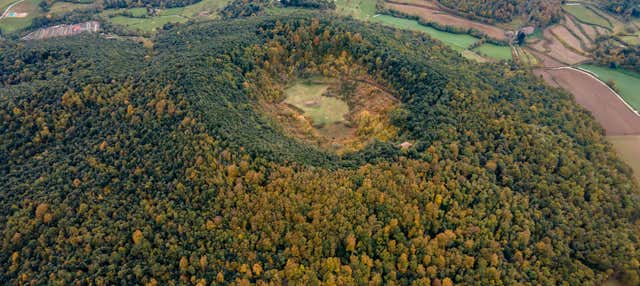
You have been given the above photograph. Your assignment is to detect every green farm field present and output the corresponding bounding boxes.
[473,43,512,61]
[334,0,376,19]
[563,4,611,28]
[579,64,640,111]
[373,15,478,51]
[49,1,96,15]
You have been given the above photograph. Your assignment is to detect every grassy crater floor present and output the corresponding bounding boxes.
[284,79,349,127]
[267,76,398,154]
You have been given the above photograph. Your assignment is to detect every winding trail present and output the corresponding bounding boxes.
[0,0,25,19]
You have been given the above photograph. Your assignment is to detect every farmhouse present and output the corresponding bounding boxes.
[399,141,413,149]
[519,26,535,35]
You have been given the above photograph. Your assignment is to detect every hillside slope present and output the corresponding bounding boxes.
[1,15,639,285]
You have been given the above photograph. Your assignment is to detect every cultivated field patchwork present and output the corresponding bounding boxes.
[383,1,508,40]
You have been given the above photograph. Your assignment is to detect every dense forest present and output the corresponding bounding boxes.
[221,0,334,18]
[602,0,640,19]
[103,0,202,9]
[592,37,640,73]
[1,14,640,285]
[435,0,562,26]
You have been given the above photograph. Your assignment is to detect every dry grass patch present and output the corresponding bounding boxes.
[608,136,640,182]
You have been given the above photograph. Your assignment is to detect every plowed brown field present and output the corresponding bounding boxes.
[384,2,508,40]
[534,68,640,135]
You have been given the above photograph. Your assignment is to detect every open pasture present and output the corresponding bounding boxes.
[284,80,349,127]
[49,1,97,15]
[473,43,512,61]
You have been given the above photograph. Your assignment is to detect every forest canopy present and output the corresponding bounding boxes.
[1,14,639,285]
[435,0,562,26]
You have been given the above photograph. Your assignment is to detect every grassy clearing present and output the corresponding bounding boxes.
[579,64,640,111]
[563,4,611,28]
[161,0,229,18]
[284,79,349,127]
[334,0,376,19]
[125,7,147,17]
[608,135,640,181]
[473,43,512,61]
[373,15,478,51]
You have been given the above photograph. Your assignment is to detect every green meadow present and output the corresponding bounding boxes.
[473,43,512,61]
[284,80,349,127]
[334,0,376,19]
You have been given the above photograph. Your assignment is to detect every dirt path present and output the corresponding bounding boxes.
[0,0,25,19]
